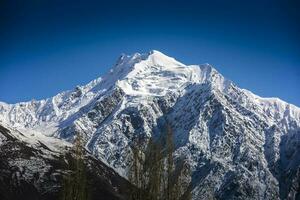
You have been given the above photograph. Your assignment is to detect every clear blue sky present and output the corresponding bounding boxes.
[0,0,299,106]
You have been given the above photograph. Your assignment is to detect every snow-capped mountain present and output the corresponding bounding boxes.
[1,50,300,199]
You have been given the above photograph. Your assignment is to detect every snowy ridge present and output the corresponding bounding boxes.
[0,74,103,133]
[242,88,300,123]
[1,50,298,133]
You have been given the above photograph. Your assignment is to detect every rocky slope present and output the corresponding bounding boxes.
[0,124,132,200]
[0,50,299,199]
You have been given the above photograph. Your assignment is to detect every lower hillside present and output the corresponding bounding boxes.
[0,125,132,200]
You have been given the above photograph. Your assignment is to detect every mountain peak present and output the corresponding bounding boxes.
[111,50,233,97]
[148,49,170,58]
[114,50,183,69]
[146,50,185,67]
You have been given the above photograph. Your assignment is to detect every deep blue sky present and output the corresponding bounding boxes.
[0,0,299,106]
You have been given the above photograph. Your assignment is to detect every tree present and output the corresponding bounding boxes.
[165,124,174,200]
[129,124,192,200]
[129,135,146,200]
[145,138,164,200]
[61,133,88,200]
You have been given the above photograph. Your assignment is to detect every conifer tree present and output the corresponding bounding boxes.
[61,133,88,200]
[145,138,163,200]
[129,123,192,200]
[129,136,145,200]
[165,124,174,200]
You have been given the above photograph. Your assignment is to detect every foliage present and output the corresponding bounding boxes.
[129,124,192,200]
[61,133,89,200]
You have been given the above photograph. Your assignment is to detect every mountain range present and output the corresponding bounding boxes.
[0,50,299,200]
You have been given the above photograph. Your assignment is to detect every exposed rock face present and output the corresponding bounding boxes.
[0,50,300,199]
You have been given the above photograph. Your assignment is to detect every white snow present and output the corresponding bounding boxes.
[0,49,299,158]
